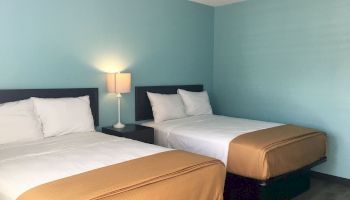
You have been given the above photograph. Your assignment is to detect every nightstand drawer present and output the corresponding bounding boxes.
[122,129,154,144]
[102,125,154,144]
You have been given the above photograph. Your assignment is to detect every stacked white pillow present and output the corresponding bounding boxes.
[147,89,213,123]
[177,89,213,116]
[0,99,43,144]
[0,96,96,145]
[147,92,187,123]
[31,96,95,137]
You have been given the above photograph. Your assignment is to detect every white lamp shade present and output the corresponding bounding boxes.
[107,73,131,94]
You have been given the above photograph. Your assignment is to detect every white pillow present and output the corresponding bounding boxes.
[0,99,43,144]
[177,89,213,116]
[147,92,187,123]
[31,96,95,137]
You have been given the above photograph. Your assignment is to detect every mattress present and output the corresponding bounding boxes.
[227,124,326,180]
[152,115,282,165]
[152,115,326,180]
[0,132,169,200]
[17,150,225,200]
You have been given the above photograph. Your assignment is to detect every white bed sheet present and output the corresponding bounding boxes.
[139,120,156,128]
[154,115,282,166]
[0,132,169,200]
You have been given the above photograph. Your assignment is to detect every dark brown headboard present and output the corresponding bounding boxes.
[0,88,99,126]
[135,85,203,121]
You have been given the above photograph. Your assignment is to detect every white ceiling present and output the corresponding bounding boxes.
[190,0,245,7]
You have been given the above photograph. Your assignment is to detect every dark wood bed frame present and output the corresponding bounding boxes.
[0,88,99,126]
[135,85,327,200]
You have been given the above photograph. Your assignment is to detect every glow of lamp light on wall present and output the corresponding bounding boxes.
[93,54,129,73]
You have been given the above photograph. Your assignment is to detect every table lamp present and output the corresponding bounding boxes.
[107,72,131,128]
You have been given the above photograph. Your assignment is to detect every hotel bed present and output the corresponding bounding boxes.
[142,115,326,181]
[0,88,225,200]
[135,85,327,200]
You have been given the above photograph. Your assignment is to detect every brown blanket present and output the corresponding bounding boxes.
[227,125,327,180]
[18,150,225,200]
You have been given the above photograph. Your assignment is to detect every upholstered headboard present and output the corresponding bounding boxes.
[0,88,99,126]
[134,85,203,121]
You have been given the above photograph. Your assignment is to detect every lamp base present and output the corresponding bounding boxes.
[113,122,125,129]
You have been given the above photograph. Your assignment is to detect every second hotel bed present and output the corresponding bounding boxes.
[143,114,326,181]
[135,84,327,199]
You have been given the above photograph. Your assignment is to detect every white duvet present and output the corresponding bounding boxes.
[0,132,169,200]
[151,115,282,166]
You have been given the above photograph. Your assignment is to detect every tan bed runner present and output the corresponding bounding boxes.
[227,125,327,181]
[18,150,225,200]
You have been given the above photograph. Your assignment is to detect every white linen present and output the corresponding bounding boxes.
[31,96,95,137]
[0,99,43,144]
[0,132,169,200]
[138,120,156,128]
[153,115,282,166]
[147,92,187,123]
[177,89,213,116]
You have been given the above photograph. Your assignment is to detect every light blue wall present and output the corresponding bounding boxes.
[213,0,350,179]
[0,0,214,127]
[2,0,349,179]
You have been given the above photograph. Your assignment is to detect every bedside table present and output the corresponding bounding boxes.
[102,124,154,144]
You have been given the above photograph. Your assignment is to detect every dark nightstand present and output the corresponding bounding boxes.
[102,124,154,144]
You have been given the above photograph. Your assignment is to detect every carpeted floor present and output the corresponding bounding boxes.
[294,178,350,200]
